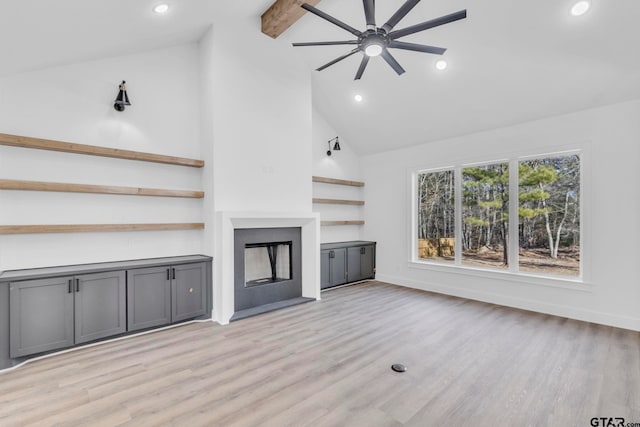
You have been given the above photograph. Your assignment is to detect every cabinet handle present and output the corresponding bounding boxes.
[329,250,335,259]
[68,279,73,294]
[167,269,170,280]
[360,247,366,255]
[75,278,80,293]
[172,268,176,280]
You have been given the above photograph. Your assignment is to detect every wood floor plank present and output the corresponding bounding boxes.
[0,281,638,426]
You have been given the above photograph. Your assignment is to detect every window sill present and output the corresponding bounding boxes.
[407,260,592,293]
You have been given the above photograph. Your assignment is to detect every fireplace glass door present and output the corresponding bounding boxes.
[244,241,292,287]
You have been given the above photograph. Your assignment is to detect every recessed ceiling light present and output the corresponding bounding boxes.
[435,60,448,71]
[570,1,590,16]
[354,94,363,103]
[153,4,170,14]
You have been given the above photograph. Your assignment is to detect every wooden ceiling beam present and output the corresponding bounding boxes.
[261,0,322,39]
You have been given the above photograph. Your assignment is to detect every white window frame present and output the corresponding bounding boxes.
[409,145,590,290]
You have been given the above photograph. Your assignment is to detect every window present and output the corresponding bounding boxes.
[518,154,580,277]
[416,170,455,264]
[462,162,509,270]
[414,152,581,280]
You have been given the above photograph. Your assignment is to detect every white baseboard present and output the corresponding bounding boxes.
[376,274,640,332]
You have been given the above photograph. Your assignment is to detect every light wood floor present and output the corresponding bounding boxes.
[1,281,638,427]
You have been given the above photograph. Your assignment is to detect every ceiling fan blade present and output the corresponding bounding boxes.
[293,40,359,47]
[388,41,446,55]
[301,3,362,37]
[354,55,370,80]
[364,0,376,28]
[316,48,361,72]
[381,0,421,33]
[381,49,406,76]
[389,10,467,40]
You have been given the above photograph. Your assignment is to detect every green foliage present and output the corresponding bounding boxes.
[478,200,503,209]
[518,155,580,255]
[519,188,550,203]
[519,207,548,218]
[464,217,489,227]
[519,163,557,186]
[461,163,509,262]
[463,166,509,186]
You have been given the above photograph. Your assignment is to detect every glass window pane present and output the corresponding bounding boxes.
[462,163,509,269]
[518,155,580,277]
[417,170,455,263]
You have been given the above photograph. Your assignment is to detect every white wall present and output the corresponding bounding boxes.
[206,19,312,214]
[312,107,363,243]
[199,27,216,260]
[362,99,640,331]
[0,45,205,270]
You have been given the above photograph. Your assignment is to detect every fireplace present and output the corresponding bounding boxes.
[215,212,320,324]
[233,227,302,315]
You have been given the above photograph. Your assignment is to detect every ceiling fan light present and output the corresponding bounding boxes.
[153,4,170,14]
[365,44,383,57]
[570,1,590,16]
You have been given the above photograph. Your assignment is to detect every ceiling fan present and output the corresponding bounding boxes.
[292,0,467,80]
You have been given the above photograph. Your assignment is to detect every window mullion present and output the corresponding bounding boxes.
[508,159,519,273]
[455,166,462,266]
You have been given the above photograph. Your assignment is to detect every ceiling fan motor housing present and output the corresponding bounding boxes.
[361,31,388,56]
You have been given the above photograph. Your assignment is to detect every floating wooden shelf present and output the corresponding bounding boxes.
[0,179,204,199]
[313,198,364,206]
[0,133,204,168]
[321,221,365,226]
[312,176,364,187]
[0,223,205,235]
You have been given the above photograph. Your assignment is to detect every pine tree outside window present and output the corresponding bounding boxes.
[462,162,509,270]
[518,154,580,277]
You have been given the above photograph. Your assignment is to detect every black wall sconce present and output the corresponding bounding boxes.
[114,80,131,112]
[326,136,341,156]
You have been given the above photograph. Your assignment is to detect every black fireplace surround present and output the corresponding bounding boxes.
[233,227,302,313]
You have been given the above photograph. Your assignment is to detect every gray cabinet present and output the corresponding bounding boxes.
[172,263,207,322]
[9,271,126,357]
[9,277,74,358]
[127,262,207,329]
[347,245,375,283]
[127,267,172,332]
[74,271,126,344]
[321,248,347,290]
[320,251,331,289]
[321,241,376,290]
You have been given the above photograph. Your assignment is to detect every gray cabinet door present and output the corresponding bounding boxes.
[127,267,171,332]
[320,250,331,289]
[361,245,375,279]
[347,247,363,282]
[330,248,347,287]
[172,263,207,322]
[9,277,74,358]
[74,271,126,344]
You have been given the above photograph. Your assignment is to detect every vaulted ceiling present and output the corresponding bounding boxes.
[1,0,639,155]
